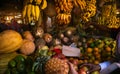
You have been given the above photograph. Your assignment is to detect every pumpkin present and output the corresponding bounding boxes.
[0,30,23,54]
[23,31,34,41]
[19,39,35,55]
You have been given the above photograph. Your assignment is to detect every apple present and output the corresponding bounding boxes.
[78,69,86,74]
[78,66,89,74]
[91,71,100,74]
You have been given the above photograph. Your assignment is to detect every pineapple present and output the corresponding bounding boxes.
[45,58,69,74]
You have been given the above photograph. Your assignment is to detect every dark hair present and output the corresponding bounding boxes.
[110,27,120,39]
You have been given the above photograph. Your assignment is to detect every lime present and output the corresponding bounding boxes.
[8,60,16,68]
[90,42,95,48]
[14,55,25,63]
[28,71,35,74]
[17,62,25,72]
[11,68,19,74]
[4,69,11,74]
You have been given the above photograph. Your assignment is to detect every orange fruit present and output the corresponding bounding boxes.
[94,60,100,64]
[86,48,93,53]
[95,54,101,59]
[105,46,111,52]
[78,60,84,64]
[93,51,99,56]
[93,47,99,52]
[84,59,88,63]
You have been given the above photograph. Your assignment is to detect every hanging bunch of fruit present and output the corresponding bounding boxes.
[22,0,47,24]
[54,0,73,26]
[73,0,97,22]
[97,1,120,28]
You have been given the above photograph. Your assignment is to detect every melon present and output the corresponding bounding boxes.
[0,30,23,53]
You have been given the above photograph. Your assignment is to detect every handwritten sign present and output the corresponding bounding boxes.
[62,45,80,57]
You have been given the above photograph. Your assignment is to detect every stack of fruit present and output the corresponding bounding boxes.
[4,55,31,74]
[78,37,116,65]
[0,30,23,74]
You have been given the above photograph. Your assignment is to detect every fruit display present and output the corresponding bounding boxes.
[0,30,23,54]
[1,0,120,74]
[78,37,116,64]
[22,0,47,23]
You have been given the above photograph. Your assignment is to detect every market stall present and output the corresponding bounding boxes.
[0,0,120,74]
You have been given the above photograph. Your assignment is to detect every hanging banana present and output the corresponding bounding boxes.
[22,0,48,24]
[31,5,35,20]
[27,4,32,23]
[54,0,73,25]
[35,5,40,21]
[40,0,47,10]
[22,5,27,18]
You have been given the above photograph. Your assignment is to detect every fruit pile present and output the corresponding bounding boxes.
[1,0,119,74]
[78,37,116,65]
[4,55,31,74]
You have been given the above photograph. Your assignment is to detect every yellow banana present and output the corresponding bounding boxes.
[77,0,86,10]
[31,5,35,20]
[22,5,27,18]
[36,0,42,5]
[63,0,66,4]
[61,5,64,11]
[41,0,47,10]
[73,0,79,7]
[27,4,32,23]
[29,0,33,3]
[35,5,40,21]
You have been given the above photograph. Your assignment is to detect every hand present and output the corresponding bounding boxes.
[68,62,78,74]
[80,63,101,74]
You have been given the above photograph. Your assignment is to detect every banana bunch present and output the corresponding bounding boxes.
[101,5,112,17]
[22,0,47,24]
[73,0,86,10]
[86,0,96,4]
[97,3,120,28]
[85,4,96,17]
[107,16,120,28]
[54,0,73,25]
[56,13,71,25]
[73,0,96,22]
[55,0,73,14]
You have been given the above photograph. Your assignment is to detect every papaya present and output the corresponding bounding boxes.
[0,30,23,53]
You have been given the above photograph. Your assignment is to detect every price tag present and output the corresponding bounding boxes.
[62,45,80,57]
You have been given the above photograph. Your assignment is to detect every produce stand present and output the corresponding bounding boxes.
[0,0,120,74]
